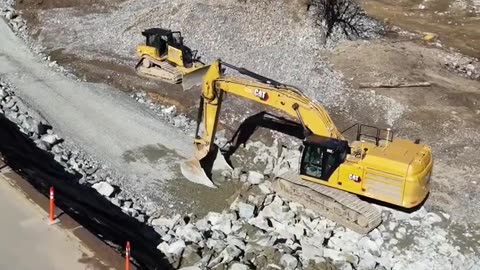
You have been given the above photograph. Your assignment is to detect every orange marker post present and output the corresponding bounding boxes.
[49,187,55,222]
[125,241,131,270]
[48,186,59,225]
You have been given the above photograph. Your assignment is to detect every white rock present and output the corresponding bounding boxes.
[288,201,304,213]
[259,196,294,223]
[280,253,298,270]
[156,242,169,254]
[35,139,50,151]
[211,230,226,240]
[338,262,353,270]
[21,117,42,135]
[229,262,249,270]
[232,167,243,180]
[424,212,443,225]
[357,253,377,270]
[256,234,277,247]
[300,240,324,263]
[286,223,306,240]
[167,240,186,256]
[161,234,173,242]
[369,229,382,241]
[40,133,59,145]
[178,267,201,270]
[385,208,411,221]
[258,181,273,194]
[161,105,176,115]
[247,171,264,184]
[176,224,203,243]
[238,202,255,219]
[247,216,271,231]
[212,218,232,235]
[206,212,223,225]
[323,248,358,264]
[92,181,115,197]
[358,236,379,254]
[263,193,275,206]
[208,244,242,268]
[388,221,397,231]
[152,215,179,228]
[194,218,210,231]
[226,235,246,250]
[412,206,428,218]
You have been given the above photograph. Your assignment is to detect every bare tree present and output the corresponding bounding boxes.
[312,0,369,39]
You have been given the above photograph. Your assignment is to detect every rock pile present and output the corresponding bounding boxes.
[0,79,151,222]
[151,179,479,270]
[444,53,480,80]
[130,91,196,134]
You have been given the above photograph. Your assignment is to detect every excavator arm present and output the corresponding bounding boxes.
[182,60,344,187]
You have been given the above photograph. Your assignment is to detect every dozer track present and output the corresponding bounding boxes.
[272,171,382,234]
[135,55,183,84]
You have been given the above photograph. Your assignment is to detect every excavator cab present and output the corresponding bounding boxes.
[301,135,349,181]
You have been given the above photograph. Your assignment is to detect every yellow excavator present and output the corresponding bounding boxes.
[181,60,433,234]
[135,28,205,88]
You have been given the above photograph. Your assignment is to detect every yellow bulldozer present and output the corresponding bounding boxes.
[135,28,205,88]
[181,60,433,234]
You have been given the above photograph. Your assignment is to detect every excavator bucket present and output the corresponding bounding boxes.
[180,144,232,188]
[180,158,216,188]
[181,65,211,91]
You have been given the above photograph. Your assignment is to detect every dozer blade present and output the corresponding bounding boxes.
[180,145,232,188]
[182,65,211,91]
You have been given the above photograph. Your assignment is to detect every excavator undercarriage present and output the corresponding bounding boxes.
[273,172,382,234]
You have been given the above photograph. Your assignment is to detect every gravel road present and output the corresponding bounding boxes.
[0,17,202,213]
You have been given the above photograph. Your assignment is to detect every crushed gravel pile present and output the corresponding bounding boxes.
[34,0,406,126]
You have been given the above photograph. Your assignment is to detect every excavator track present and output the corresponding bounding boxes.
[272,171,382,234]
[135,55,183,84]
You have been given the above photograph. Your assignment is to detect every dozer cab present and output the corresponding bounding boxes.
[135,28,205,88]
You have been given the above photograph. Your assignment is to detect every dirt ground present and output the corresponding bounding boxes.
[359,0,480,58]
[328,39,480,222]
[14,0,480,226]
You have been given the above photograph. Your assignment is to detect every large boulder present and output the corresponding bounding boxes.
[238,202,255,219]
[247,171,264,185]
[92,181,115,197]
[280,253,298,270]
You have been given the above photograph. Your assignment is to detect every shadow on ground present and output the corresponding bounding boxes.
[0,115,172,270]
